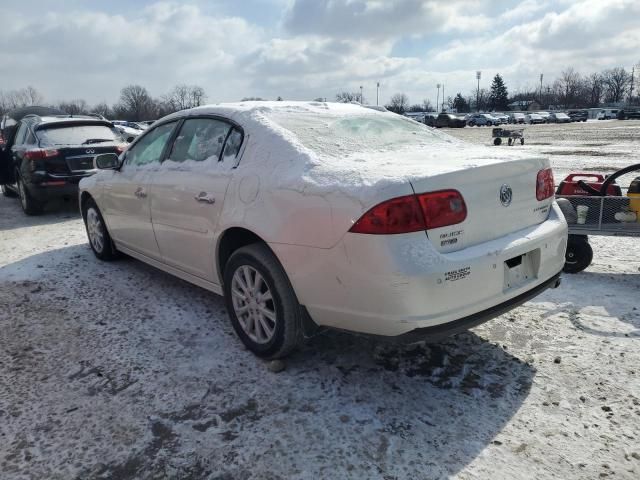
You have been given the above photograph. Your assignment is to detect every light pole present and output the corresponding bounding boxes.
[360,85,363,104]
[376,82,380,106]
[442,83,445,112]
[436,83,441,113]
[539,73,544,107]
[476,71,481,112]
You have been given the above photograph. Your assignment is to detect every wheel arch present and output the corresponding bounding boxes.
[79,191,93,219]
[216,227,274,286]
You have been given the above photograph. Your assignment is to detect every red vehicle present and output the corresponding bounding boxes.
[556,165,640,273]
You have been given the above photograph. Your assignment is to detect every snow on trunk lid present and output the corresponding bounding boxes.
[410,156,553,253]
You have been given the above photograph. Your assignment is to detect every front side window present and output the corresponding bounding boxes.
[125,122,177,167]
[168,118,232,163]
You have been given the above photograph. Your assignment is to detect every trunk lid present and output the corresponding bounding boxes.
[40,144,122,175]
[409,156,553,253]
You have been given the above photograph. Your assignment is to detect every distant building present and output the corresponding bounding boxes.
[508,100,541,111]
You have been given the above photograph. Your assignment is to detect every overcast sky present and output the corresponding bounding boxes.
[1,0,639,107]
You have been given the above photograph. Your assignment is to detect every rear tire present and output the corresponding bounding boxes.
[223,243,302,359]
[494,138,502,146]
[1,184,18,198]
[563,236,593,274]
[17,176,43,215]
[82,198,118,261]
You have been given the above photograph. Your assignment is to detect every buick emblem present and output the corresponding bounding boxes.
[499,184,513,207]
[86,149,95,154]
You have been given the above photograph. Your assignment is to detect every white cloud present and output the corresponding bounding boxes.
[0,0,638,107]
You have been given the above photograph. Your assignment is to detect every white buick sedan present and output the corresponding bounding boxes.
[80,102,567,358]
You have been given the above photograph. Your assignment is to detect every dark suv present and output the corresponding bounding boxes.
[435,113,466,128]
[568,110,588,122]
[0,114,125,215]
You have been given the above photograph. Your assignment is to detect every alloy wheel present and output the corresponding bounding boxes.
[18,178,27,211]
[231,265,277,344]
[86,207,105,253]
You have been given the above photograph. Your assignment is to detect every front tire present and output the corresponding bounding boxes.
[83,199,118,261]
[1,184,18,198]
[223,243,302,359]
[563,236,593,274]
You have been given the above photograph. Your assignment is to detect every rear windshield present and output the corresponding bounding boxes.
[267,112,443,158]
[37,124,119,145]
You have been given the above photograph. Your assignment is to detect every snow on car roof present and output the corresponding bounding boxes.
[179,101,543,199]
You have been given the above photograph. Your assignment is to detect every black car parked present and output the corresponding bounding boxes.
[435,113,466,128]
[0,113,126,215]
[617,108,640,120]
[568,110,588,122]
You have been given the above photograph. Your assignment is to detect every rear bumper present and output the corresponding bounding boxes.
[27,175,88,201]
[271,203,568,337]
[390,272,561,343]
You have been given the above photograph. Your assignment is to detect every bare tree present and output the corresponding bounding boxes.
[91,102,112,119]
[554,68,583,108]
[164,84,207,111]
[585,73,604,107]
[335,91,360,103]
[58,99,89,115]
[115,85,157,121]
[470,88,490,111]
[0,86,45,113]
[386,93,409,114]
[602,67,631,104]
[422,98,434,112]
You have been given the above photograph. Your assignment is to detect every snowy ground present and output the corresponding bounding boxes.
[1,120,639,480]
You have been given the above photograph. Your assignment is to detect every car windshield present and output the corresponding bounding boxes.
[268,112,443,158]
[37,124,119,145]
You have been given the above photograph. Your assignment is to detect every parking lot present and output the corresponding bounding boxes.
[1,120,639,479]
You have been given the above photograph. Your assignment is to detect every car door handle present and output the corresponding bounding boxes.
[134,187,147,198]
[195,192,215,204]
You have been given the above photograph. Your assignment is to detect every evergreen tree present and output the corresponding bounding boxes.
[452,93,470,113]
[489,74,509,110]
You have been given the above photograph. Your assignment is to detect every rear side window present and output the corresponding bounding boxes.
[13,123,29,146]
[168,118,231,163]
[222,128,243,162]
[37,125,119,145]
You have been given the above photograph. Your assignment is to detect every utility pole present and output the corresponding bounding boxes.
[436,84,441,113]
[476,71,481,112]
[376,82,380,106]
[540,73,544,107]
[442,83,445,112]
[360,85,363,104]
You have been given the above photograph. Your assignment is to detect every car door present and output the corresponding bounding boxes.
[101,121,178,260]
[149,117,243,281]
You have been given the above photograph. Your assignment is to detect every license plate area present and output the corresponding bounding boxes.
[503,250,538,291]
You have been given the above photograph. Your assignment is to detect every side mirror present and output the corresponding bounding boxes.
[95,153,120,170]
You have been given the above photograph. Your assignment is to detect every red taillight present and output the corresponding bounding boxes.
[416,190,467,229]
[349,194,425,234]
[536,168,555,201]
[349,189,467,235]
[24,148,59,160]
